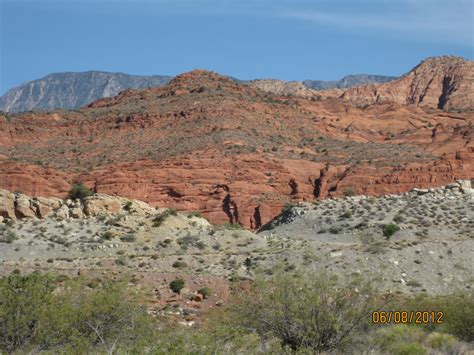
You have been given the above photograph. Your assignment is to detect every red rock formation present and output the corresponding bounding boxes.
[339,56,473,111]
[0,62,472,228]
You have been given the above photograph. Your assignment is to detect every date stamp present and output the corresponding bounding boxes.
[371,311,444,325]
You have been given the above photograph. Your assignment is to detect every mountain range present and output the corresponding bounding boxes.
[0,71,395,113]
[0,71,172,113]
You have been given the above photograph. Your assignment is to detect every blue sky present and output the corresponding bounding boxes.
[0,0,472,94]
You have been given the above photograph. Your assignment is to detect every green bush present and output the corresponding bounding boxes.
[172,261,188,269]
[281,203,296,214]
[0,273,155,353]
[68,183,93,201]
[383,223,400,238]
[120,234,136,243]
[152,209,177,227]
[169,279,185,294]
[391,342,427,355]
[0,229,17,243]
[443,291,474,341]
[197,287,212,299]
[228,271,378,352]
[222,222,243,230]
[0,273,55,352]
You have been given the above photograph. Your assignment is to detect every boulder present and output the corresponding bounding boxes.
[55,205,70,220]
[14,194,36,218]
[191,293,203,302]
[70,207,84,219]
[33,197,63,218]
[412,188,429,195]
[0,190,16,219]
[457,180,473,194]
[127,200,156,215]
[83,194,122,216]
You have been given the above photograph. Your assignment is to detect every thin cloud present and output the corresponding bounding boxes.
[278,1,473,47]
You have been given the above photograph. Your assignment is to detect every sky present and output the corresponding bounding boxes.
[0,0,472,94]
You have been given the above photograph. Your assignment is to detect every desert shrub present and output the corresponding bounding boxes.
[120,234,136,243]
[383,223,400,238]
[101,230,115,241]
[390,342,427,355]
[0,229,17,243]
[0,273,56,352]
[68,183,93,201]
[425,332,456,350]
[222,222,243,230]
[228,271,378,352]
[187,211,203,219]
[123,201,133,212]
[169,279,185,294]
[152,209,177,227]
[177,235,203,250]
[281,203,296,214]
[172,261,188,269]
[442,291,474,341]
[344,187,355,197]
[198,287,212,299]
[0,274,155,353]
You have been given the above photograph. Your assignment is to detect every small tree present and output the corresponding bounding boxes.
[69,183,93,201]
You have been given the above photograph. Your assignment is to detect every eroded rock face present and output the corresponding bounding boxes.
[83,194,155,217]
[33,197,63,218]
[0,190,15,219]
[14,194,36,219]
[339,56,473,111]
[0,191,157,221]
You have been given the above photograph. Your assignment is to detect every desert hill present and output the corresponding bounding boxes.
[0,61,472,228]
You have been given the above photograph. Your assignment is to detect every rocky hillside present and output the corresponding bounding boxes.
[1,181,472,307]
[340,56,473,111]
[0,66,472,228]
[0,71,172,113]
[249,74,396,97]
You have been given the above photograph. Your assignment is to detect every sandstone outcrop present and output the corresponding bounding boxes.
[0,190,157,221]
[339,56,473,111]
[0,190,15,219]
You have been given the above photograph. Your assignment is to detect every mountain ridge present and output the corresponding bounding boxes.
[1,71,396,113]
[0,71,173,113]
